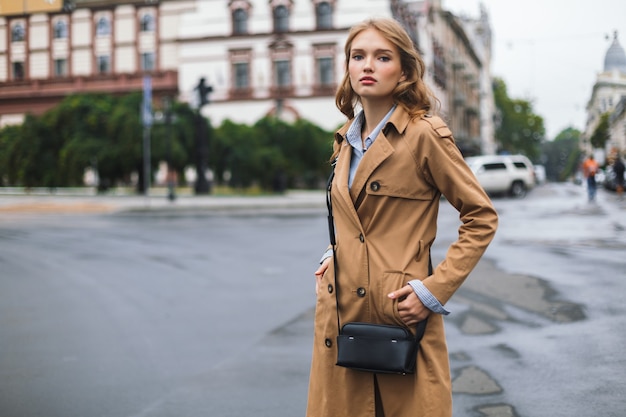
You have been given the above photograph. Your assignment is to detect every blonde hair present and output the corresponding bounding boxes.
[335,18,440,120]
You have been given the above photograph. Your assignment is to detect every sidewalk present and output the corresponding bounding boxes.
[0,189,327,215]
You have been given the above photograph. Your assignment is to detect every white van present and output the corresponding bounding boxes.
[465,154,535,197]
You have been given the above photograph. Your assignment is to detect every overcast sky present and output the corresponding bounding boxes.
[443,0,626,139]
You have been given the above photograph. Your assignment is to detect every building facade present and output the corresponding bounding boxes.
[609,96,626,155]
[0,0,496,157]
[0,0,190,126]
[178,0,494,155]
[583,31,626,160]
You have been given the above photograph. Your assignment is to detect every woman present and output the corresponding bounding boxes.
[306,18,498,417]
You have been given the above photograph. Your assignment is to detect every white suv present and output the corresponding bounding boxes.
[465,154,535,197]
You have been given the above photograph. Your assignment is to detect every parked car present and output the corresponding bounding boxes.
[594,168,606,185]
[603,165,624,191]
[533,164,546,184]
[465,154,535,197]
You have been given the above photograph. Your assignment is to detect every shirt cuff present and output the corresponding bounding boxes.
[319,248,333,264]
[408,279,450,315]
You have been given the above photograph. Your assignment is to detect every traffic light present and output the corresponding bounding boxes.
[197,77,213,108]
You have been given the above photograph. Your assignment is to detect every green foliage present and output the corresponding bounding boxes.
[0,93,334,192]
[0,92,198,191]
[589,112,610,149]
[211,117,331,190]
[45,93,116,186]
[492,78,545,159]
[541,127,582,181]
[153,101,197,174]
[4,114,61,188]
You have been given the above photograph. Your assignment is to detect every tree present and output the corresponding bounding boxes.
[0,124,18,186]
[0,92,334,192]
[492,78,545,159]
[589,112,610,149]
[152,100,197,176]
[3,114,61,188]
[46,93,115,187]
[541,127,581,181]
[211,119,258,188]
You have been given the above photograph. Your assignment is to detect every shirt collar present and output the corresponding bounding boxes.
[346,104,397,152]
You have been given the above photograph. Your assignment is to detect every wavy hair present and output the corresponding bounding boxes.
[335,18,440,120]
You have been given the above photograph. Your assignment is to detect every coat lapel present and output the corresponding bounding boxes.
[348,130,395,203]
[332,106,411,225]
[334,142,361,225]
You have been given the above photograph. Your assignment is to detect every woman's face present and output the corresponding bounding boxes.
[348,28,405,106]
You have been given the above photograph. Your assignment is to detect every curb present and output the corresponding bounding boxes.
[0,191,327,215]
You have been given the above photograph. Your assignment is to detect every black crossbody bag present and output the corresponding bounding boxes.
[326,164,428,375]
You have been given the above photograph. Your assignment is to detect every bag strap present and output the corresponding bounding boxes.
[325,162,428,341]
[326,160,341,334]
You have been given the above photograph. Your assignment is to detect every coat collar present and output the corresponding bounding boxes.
[333,105,413,215]
[334,104,412,144]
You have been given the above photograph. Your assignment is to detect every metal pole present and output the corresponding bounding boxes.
[143,123,151,195]
[164,97,176,201]
[142,76,153,196]
[194,110,209,194]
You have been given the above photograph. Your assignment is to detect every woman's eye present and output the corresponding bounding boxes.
[351,54,363,61]
[379,56,390,62]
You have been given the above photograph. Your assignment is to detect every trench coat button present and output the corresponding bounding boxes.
[370,181,380,192]
[325,338,332,348]
[357,287,366,297]
[359,233,364,243]
[327,284,333,294]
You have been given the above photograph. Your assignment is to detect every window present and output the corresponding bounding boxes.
[312,44,335,93]
[12,62,25,80]
[54,59,68,77]
[275,60,291,87]
[315,2,332,30]
[97,55,111,74]
[513,162,530,170]
[54,20,68,39]
[141,52,155,71]
[232,8,248,35]
[317,57,333,86]
[482,163,507,172]
[432,40,446,89]
[140,14,155,32]
[234,62,249,89]
[96,17,111,36]
[11,24,25,42]
[273,5,289,33]
[229,49,252,98]
[269,39,293,94]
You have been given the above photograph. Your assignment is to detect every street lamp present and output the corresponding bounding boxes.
[163,97,177,201]
[194,77,213,194]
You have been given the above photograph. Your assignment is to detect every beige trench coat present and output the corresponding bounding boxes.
[306,106,498,417]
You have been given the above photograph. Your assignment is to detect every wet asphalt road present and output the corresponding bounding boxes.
[1,182,625,417]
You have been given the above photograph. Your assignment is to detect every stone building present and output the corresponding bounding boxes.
[0,0,188,126]
[583,31,626,159]
[0,0,496,158]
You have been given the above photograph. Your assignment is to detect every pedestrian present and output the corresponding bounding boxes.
[582,154,600,202]
[306,18,498,417]
[613,154,625,200]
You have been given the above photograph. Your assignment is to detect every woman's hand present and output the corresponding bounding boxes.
[314,257,332,295]
[388,285,431,326]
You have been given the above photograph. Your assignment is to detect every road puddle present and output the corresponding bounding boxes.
[451,258,585,333]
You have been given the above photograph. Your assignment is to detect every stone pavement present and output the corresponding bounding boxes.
[0,188,327,215]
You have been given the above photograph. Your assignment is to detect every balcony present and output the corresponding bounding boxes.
[0,70,178,116]
[269,85,295,99]
[228,87,253,100]
[312,84,336,97]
